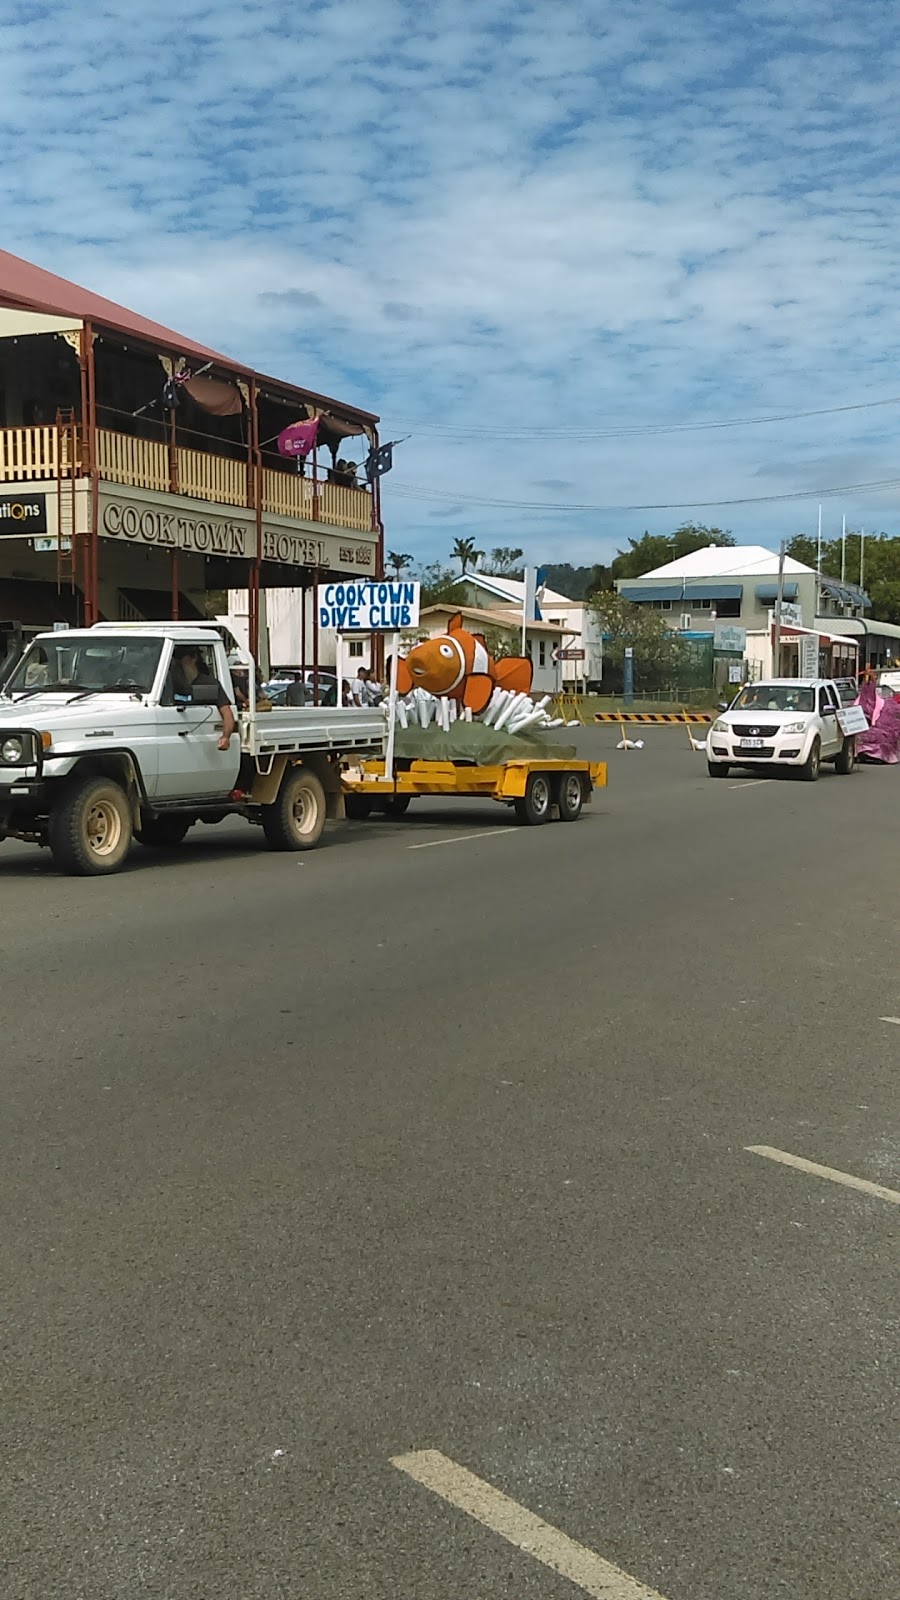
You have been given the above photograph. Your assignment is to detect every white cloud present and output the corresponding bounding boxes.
[1,0,899,563]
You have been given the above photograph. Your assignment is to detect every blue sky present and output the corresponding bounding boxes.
[2,0,899,567]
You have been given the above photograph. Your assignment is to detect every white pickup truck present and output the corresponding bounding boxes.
[0,623,385,875]
[708,677,858,780]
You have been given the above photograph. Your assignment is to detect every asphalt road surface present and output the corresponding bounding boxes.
[1,730,897,1600]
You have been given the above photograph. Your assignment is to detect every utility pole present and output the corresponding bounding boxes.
[860,526,865,592]
[772,538,786,677]
[841,515,846,582]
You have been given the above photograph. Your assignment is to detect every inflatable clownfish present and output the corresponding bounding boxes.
[396,611,533,714]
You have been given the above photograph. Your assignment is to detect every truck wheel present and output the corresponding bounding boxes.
[514,771,552,825]
[557,772,583,821]
[707,761,729,778]
[48,776,133,876]
[799,737,821,782]
[262,766,326,850]
[135,816,192,847]
[834,737,855,775]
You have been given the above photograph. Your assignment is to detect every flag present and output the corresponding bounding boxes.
[278,418,320,458]
[365,441,394,482]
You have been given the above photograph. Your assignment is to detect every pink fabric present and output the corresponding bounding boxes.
[855,684,900,763]
[278,418,319,457]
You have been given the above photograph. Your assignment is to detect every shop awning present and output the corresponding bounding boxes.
[618,584,682,602]
[756,581,799,601]
[682,582,743,600]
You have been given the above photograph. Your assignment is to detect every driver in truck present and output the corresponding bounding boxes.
[172,645,237,750]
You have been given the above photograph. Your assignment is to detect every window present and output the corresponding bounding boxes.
[539,640,546,667]
[163,642,221,705]
[8,634,163,696]
[734,684,814,712]
[348,640,364,657]
[715,598,741,618]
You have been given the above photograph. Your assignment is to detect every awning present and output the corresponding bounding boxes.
[618,584,682,602]
[682,582,743,600]
[756,582,799,601]
[819,578,870,608]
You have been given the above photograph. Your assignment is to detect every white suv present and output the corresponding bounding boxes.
[707,678,856,781]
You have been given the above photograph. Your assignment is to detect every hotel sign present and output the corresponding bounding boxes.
[99,491,374,571]
[0,491,47,536]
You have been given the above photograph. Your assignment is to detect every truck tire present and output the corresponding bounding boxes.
[514,771,552,825]
[135,816,192,848]
[557,772,583,822]
[834,737,855,775]
[382,794,411,818]
[48,775,133,876]
[798,737,821,782]
[707,762,730,778]
[344,795,373,820]
[262,765,326,851]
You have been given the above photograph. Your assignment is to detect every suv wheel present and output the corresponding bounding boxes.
[799,737,821,782]
[262,766,326,850]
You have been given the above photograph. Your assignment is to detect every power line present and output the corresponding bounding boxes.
[389,392,900,441]
[387,474,900,513]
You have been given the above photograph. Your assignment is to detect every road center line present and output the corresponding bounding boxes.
[408,829,518,850]
[391,1449,669,1600]
[746,1145,900,1206]
[728,779,768,789]
[879,1016,900,1026]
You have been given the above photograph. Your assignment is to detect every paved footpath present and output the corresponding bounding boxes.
[1,732,897,1599]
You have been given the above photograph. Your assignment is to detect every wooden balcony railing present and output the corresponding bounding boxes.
[0,424,375,535]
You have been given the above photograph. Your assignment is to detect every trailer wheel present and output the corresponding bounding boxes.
[262,766,326,850]
[382,795,411,818]
[135,816,192,848]
[557,772,584,822]
[514,771,552,825]
[48,775,133,876]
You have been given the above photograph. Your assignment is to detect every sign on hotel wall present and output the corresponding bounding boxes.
[0,492,47,536]
[98,492,374,571]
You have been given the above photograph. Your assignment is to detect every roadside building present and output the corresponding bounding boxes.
[0,248,382,685]
[616,544,861,680]
[450,571,602,687]
[410,602,564,694]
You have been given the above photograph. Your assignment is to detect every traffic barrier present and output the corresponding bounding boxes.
[594,711,713,724]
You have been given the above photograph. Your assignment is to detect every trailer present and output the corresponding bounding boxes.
[342,756,607,824]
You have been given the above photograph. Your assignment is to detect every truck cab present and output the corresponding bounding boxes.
[708,678,857,781]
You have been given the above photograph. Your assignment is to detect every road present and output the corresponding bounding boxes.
[1,730,897,1600]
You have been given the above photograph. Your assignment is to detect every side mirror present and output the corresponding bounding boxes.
[717,701,729,712]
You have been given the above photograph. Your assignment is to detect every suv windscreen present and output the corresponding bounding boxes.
[6,636,164,696]
[732,685,814,713]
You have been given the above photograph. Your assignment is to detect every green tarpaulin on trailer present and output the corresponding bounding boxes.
[393,720,577,766]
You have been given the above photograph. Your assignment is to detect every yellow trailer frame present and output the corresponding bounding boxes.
[342,757,607,823]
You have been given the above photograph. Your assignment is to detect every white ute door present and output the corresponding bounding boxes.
[154,641,241,800]
[818,686,842,754]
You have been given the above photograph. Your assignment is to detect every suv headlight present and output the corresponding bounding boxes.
[782,721,808,734]
[713,718,730,732]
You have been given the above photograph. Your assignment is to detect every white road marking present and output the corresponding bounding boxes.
[728,779,768,789]
[747,1145,900,1206]
[879,1016,900,1026]
[408,829,518,850]
[391,1449,669,1600]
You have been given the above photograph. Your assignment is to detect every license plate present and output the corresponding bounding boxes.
[738,737,763,749]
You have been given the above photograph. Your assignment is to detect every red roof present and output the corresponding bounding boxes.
[0,247,241,369]
[0,248,379,423]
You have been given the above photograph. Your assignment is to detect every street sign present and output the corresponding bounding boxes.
[0,491,47,536]
[799,633,819,677]
[555,647,585,661]
[317,580,420,632]
[837,704,868,737]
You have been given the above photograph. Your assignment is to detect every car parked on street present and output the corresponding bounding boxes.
[707,678,859,781]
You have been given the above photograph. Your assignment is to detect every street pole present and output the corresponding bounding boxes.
[816,503,822,611]
[772,538,786,677]
[860,526,865,591]
[841,515,846,582]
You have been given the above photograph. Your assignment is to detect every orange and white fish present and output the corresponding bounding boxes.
[396,611,533,714]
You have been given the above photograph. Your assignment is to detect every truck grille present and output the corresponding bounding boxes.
[736,724,780,738]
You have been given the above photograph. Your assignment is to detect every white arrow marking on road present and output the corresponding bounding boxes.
[878,1016,900,1025]
[747,1146,900,1206]
[391,1449,669,1599]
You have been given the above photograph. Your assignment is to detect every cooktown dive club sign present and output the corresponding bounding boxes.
[99,496,374,570]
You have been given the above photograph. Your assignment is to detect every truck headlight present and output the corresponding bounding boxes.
[782,721,808,734]
[1,736,24,763]
[713,718,730,733]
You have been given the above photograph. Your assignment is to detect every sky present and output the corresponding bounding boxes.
[2,0,900,569]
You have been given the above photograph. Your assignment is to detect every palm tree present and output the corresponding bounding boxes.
[387,550,413,578]
[451,537,483,574]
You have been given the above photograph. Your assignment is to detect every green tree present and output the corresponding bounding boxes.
[611,523,734,581]
[386,550,413,578]
[451,536,483,574]
[787,530,900,623]
[416,562,462,608]
[590,591,689,678]
[483,546,524,576]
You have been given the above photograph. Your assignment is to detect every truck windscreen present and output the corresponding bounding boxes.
[6,637,164,696]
